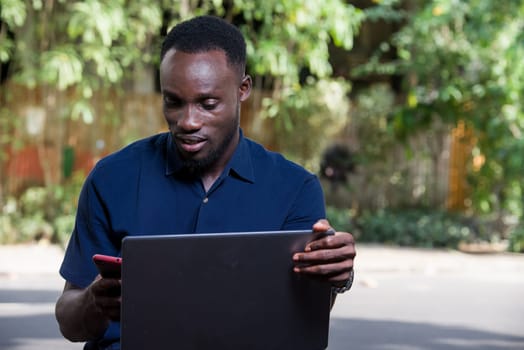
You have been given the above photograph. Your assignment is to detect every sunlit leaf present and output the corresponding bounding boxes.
[0,0,26,27]
[71,100,94,124]
[41,48,83,90]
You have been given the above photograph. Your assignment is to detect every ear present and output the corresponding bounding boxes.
[239,75,252,102]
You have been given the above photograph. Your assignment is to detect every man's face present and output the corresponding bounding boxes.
[159,49,251,175]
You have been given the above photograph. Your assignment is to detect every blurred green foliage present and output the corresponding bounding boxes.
[0,0,362,244]
[0,172,83,245]
[353,209,476,248]
[1,0,163,93]
[270,78,351,171]
[1,0,523,252]
[355,0,524,220]
[509,225,524,253]
[327,205,511,250]
[0,0,362,124]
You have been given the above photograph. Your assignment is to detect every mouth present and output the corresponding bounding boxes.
[175,135,207,154]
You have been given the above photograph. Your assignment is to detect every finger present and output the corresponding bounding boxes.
[94,296,121,320]
[300,232,356,260]
[105,303,121,321]
[294,245,354,265]
[294,260,353,281]
[93,294,121,309]
[306,232,355,252]
[91,279,121,297]
[101,304,120,321]
[312,219,331,233]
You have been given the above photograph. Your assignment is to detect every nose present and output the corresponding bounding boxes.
[177,104,202,131]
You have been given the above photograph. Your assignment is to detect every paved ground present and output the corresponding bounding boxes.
[1,243,524,349]
[330,246,524,349]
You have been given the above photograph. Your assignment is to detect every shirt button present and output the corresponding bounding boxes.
[203,197,209,204]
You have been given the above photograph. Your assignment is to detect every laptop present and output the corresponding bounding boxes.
[120,230,333,350]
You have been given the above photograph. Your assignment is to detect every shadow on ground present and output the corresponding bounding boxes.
[1,289,524,350]
[329,317,524,350]
[0,288,81,349]
[0,288,60,303]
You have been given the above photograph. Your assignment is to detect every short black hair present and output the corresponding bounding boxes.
[160,15,246,77]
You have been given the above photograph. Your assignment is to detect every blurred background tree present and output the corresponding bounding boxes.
[349,0,524,250]
[1,0,523,252]
[0,0,362,243]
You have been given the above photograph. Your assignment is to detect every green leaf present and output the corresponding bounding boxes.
[71,100,94,124]
[41,48,83,90]
[0,0,26,27]
[0,38,14,62]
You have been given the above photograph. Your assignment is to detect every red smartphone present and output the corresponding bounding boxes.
[93,254,122,279]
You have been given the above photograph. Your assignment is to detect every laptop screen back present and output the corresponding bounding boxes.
[120,230,332,350]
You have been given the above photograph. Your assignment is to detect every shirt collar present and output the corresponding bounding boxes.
[165,129,255,184]
[227,129,255,183]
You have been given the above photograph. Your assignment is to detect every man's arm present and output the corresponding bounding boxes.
[55,278,121,342]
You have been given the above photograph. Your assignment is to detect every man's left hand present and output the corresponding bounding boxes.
[292,219,356,288]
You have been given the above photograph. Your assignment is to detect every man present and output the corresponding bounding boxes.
[55,15,356,350]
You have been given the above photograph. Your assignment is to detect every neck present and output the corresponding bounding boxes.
[200,131,240,192]
[201,174,220,192]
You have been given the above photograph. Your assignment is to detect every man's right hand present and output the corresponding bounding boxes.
[88,275,121,322]
[55,276,121,342]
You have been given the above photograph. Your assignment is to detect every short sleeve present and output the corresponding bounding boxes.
[281,174,326,230]
[59,170,121,288]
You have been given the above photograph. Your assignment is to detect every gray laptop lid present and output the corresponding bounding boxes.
[120,230,332,350]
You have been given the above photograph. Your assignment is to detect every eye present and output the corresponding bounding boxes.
[163,95,182,108]
[201,99,219,111]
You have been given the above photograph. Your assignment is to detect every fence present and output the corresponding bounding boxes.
[0,83,470,211]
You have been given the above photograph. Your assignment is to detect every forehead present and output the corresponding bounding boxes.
[160,49,238,87]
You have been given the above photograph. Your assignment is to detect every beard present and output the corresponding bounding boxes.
[178,114,239,177]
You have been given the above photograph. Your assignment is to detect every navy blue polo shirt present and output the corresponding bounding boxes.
[60,131,326,349]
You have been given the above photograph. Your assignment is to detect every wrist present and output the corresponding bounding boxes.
[331,269,354,294]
